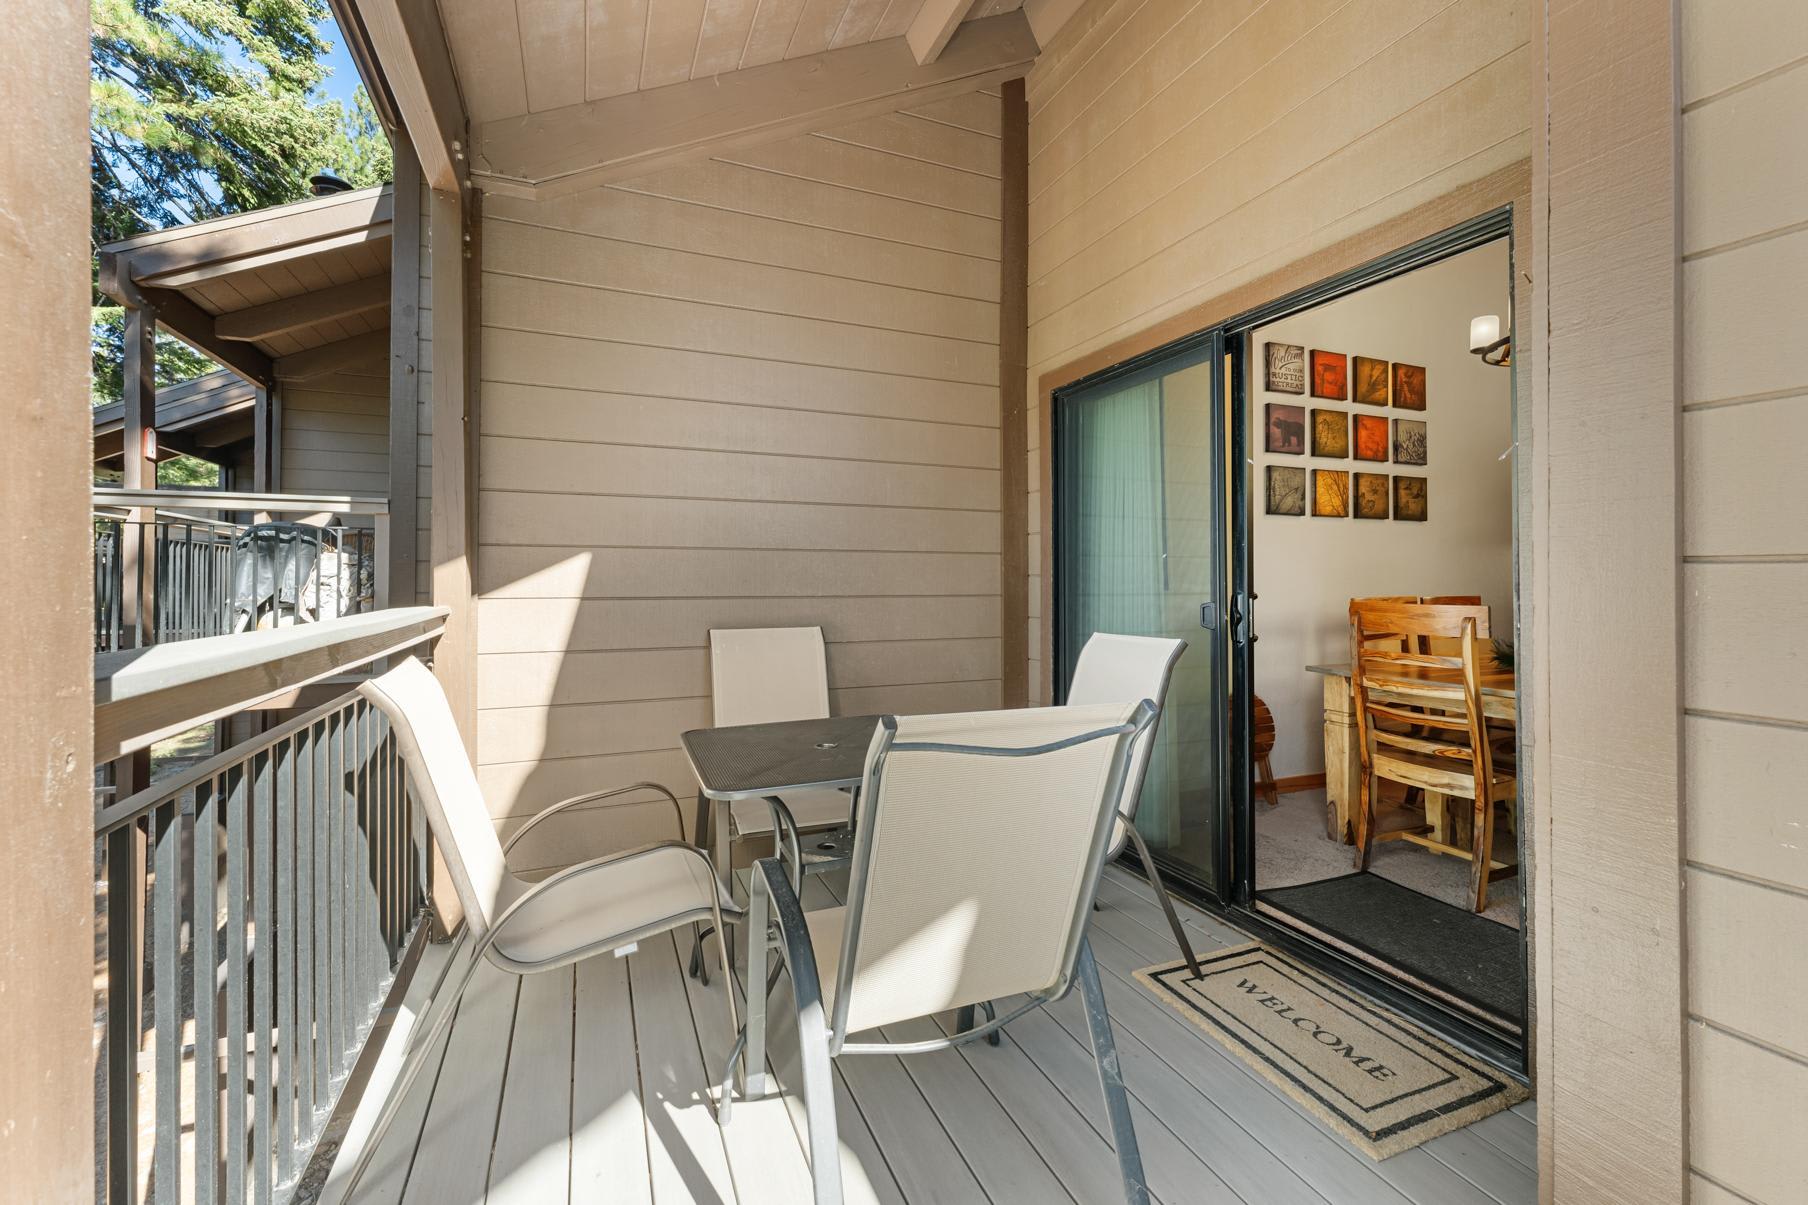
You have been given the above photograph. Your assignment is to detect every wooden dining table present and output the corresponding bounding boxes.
[1306,652,1517,846]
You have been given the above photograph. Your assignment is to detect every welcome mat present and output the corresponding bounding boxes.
[1135,943,1528,1159]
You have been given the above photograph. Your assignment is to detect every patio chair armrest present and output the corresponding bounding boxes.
[501,780,688,859]
[753,856,824,1012]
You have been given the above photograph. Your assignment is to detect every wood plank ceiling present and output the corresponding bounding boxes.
[439,0,1025,123]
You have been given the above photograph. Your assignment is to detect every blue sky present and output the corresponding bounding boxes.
[316,15,365,106]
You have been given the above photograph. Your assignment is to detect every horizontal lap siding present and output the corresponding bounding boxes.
[278,362,388,499]
[1020,0,1530,701]
[1680,4,1808,1201]
[474,97,1005,866]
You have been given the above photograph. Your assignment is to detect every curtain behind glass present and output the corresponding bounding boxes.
[1056,379,1182,843]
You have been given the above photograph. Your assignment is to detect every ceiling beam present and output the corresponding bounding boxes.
[908,0,981,65]
[139,287,275,388]
[350,0,468,192]
[215,275,390,342]
[1021,0,1088,48]
[472,10,1038,200]
[274,330,391,382]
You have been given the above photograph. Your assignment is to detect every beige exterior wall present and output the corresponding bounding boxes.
[278,362,389,496]
[1022,0,1532,702]
[1679,5,1808,1201]
[468,94,1007,868]
[416,176,435,602]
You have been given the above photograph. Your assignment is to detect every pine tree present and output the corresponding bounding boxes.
[90,0,393,406]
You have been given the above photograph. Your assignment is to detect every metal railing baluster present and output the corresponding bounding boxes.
[251,748,275,1205]
[193,776,220,1205]
[225,764,248,1205]
[274,735,297,1190]
[152,802,182,1205]
[293,725,316,1140]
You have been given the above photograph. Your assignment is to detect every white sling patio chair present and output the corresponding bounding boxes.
[337,657,741,1198]
[1066,633,1202,980]
[706,625,854,871]
[725,700,1160,1205]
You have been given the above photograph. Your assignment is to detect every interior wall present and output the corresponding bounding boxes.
[1678,4,1808,1201]
[1249,240,1514,777]
[469,92,1006,869]
[1023,0,1533,703]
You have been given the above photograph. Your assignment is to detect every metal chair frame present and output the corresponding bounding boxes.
[722,705,1158,1205]
[335,779,743,1200]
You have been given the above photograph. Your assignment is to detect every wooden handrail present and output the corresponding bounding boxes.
[92,487,390,515]
[94,606,448,760]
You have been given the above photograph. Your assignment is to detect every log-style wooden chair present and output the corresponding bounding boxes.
[1348,600,1517,912]
[1253,695,1279,807]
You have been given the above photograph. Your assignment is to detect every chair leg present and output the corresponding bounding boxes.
[740,866,773,1102]
[797,996,842,1205]
[1353,770,1378,872]
[1257,755,1280,807]
[1076,938,1149,1205]
[689,923,711,985]
[1470,792,1496,913]
[1123,823,1202,980]
[955,1001,1003,1047]
[752,857,843,1204]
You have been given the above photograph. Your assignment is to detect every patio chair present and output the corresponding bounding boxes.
[706,625,854,871]
[337,656,742,1197]
[726,700,1159,1205]
[1066,633,1203,980]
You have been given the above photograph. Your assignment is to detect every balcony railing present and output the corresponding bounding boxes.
[92,490,391,654]
[94,608,448,1205]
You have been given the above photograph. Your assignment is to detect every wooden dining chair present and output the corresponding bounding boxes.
[1348,600,1517,912]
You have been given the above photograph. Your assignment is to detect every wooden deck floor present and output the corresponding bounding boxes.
[329,867,1536,1205]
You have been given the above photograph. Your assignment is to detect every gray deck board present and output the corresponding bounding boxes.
[346,864,1537,1205]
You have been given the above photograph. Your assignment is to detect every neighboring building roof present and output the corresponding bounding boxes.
[97,185,395,389]
[92,370,259,465]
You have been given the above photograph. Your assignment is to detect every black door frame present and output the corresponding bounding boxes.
[1050,328,1231,906]
[1051,207,1528,1075]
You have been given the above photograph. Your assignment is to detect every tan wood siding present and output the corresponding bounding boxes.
[1681,4,1808,1200]
[472,96,1004,859]
[416,178,433,600]
[1020,0,1529,701]
[278,362,389,498]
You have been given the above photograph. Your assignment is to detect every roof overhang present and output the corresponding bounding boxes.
[344,1,1088,204]
[98,186,396,389]
[92,370,258,464]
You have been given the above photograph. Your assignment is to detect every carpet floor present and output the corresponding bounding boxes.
[1256,790,1521,929]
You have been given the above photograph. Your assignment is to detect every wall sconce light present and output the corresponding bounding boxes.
[142,426,159,460]
[1469,314,1511,367]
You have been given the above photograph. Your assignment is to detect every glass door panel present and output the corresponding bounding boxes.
[1054,340,1226,894]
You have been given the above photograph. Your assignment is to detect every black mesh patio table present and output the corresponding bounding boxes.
[681,714,881,801]
[682,715,882,896]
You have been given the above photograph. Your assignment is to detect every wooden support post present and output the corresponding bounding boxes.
[999,80,1029,709]
[425,184,476,937]
[387,141,422,608]
[1,3,98,1193]
[122,295,158,648]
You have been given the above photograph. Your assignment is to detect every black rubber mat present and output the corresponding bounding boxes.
[1258,872,1526,1026]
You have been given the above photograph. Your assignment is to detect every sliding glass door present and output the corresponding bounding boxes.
[1054,336,1228,896]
